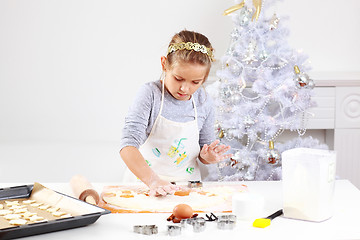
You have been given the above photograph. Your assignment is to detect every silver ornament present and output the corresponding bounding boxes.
[230,93,242,104]
[293,65,313,89]
[294,72,310,88]
[266,141,280,165]
[266,149,281,164]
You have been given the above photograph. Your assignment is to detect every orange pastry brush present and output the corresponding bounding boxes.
[253,209,283,228]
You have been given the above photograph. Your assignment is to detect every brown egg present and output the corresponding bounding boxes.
[172,204,193,219]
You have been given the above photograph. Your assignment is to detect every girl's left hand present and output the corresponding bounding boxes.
[199,140,232,164]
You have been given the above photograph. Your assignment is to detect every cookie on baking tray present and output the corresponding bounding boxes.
[0,199,72,227]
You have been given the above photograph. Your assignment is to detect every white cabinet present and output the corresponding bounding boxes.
[307,87,336,129]
[308,77,360,189]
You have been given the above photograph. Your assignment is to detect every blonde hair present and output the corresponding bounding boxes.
[165,30,214,81]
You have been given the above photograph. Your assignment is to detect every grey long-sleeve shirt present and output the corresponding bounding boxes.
[119,80,216,151]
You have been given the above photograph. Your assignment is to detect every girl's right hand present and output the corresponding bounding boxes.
[148,179,181,197]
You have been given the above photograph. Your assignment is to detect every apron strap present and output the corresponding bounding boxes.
[160,79,166,114]
[192,97,198,120]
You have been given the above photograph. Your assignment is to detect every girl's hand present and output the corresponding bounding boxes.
[199,140,232,164]
[148,179,181,197]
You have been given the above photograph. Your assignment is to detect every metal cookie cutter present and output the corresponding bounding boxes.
[167,225,182,236]
[217,215,237,230]
[180,218,192,229]
[191,217,206,232]
[187,181,203,188]
[180,217,206,232]
[133,225,158,235]
[217,214,237,222]
[217,219,236,230]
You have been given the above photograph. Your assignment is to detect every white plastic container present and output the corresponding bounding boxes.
[232,192,264,220]
[282,148,336,222]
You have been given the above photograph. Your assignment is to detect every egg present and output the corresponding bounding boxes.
[172,204,193,219]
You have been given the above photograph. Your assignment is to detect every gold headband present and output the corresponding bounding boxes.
[167,42,214,62]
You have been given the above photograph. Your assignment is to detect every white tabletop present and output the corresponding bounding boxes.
[1,180,360,240]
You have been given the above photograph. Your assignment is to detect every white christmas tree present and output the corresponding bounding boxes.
[205,0,327,181]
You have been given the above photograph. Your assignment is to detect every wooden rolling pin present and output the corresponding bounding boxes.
[70,175,100,205]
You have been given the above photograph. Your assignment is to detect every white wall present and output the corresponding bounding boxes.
[1,0,360,182]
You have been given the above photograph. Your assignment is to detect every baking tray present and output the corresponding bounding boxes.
[0,184,111,240]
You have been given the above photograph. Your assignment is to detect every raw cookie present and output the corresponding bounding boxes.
[0,210,13,216]
[9,219,27,225]
[4,214,22,220]
[23,200,36,205]
[38,205,50,210]
[30,203,43,207]
[52,211,66,217]
[14,208,27,214]
[9,205,26,210]
[29,215,45,222]
[22,212,37,220]
[47,207,60,213]
[5,201,19,206]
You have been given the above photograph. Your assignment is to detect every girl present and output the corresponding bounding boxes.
[120,30,232,196]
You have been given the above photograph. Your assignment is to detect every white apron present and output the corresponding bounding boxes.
[123,80,201,183]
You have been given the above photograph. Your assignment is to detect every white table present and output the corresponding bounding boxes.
[1,180,360,240]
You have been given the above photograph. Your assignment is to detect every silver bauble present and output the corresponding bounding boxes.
[230,93,242,104]
[294,72,310,88]
[266,149,281,165]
